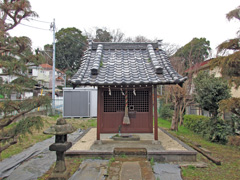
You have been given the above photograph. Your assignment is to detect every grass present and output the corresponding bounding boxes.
[158,117,171,129]
[120,153,127,158]
[0,115,58,160]
[150,157,155,166]
[76,118,97,130]
[108,156,116,168]
[158,118,240,180]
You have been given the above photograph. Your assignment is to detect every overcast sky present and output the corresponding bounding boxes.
[9,0,240,57]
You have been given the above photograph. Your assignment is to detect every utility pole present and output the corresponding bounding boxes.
[51,19,56,115]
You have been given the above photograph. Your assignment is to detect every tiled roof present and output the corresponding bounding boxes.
[71,41,187,86]
[40,63,53,69]
[40,64,64,74]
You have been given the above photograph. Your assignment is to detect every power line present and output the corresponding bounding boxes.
[28,18,51,24]
[19,23,50,31]
[6,18,51,31]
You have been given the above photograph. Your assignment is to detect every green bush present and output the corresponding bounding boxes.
[208,119,232,144]
[184,114,209,135]
[183,115,232,144]
[159,103,173,121]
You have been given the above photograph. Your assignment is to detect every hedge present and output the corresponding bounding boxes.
[183,114,232,144]
[184,114,210,136]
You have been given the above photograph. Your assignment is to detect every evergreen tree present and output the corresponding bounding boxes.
[44,27,87,78]
[174,37,211,69]
[193,71,231,119]
[55,27,87,72]
[0,0,50,155]
[211,6,240,117]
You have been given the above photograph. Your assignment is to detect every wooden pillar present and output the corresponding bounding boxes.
[97,87,101,140]
[154,85,158,140]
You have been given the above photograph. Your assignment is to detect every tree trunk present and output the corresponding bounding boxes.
[179,103,184,125]
[179,112,183,126]
[171,102,179,131]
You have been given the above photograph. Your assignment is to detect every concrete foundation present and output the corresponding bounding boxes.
[66,128,197,162]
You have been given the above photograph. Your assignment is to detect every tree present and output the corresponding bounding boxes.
[169,85,185,131]
[85,27,125,42]
[162,43,179,57]
[124,35,153,43]
[94,28,113,42]
[165,38,211,130]
[111,29,125,42]
[54,27,87,73]
[0,0,50,156]
[162,42,191,130]
[42,44,53,65]
[193,71,231,119]
[174,37,211,69]
[210,6,240,118]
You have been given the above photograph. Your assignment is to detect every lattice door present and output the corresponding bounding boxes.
[101,88,152,133]
[104,90,149,112]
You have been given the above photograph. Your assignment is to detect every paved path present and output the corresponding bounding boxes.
[120,161,142,180]
[70,158,183,180]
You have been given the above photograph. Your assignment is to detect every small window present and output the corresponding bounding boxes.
[28,69,32,75]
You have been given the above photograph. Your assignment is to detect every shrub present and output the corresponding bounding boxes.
[183,115,232,144]
[208,118,232,144]
[183,115,210,136]
[159,103,173,121]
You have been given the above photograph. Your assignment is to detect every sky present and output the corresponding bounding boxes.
[9,0,240,57]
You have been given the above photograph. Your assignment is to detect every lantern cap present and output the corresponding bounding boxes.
[44,118,75,135]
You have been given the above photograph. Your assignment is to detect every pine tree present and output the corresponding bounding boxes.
[210,6,240,117]
[0,0,50,156]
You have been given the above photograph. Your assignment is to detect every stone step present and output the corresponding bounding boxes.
[114,148,147,157]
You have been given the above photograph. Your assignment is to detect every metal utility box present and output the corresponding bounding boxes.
[63,87,97,117]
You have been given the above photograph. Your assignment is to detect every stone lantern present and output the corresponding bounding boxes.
[44,118,75,180]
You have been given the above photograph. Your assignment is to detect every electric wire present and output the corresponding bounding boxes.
[6,18,51,31]
[19,23,50,31]
[28,18,51,24]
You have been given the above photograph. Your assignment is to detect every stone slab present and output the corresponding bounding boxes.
[69,159,108,180]
[120,162,142,180]
[153,163,182,180]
